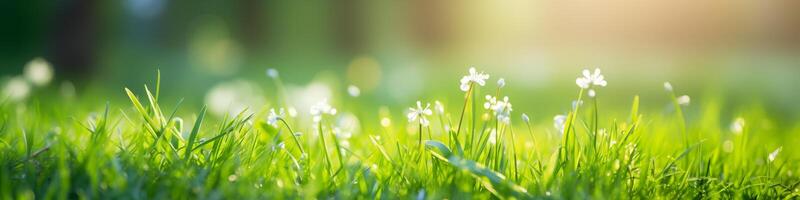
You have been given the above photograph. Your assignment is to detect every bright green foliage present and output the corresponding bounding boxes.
[0,72,798,199]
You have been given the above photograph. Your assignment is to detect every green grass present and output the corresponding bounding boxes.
[1,69,798,199]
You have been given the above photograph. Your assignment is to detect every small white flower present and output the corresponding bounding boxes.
[497,78,506,88]
[588,89,596,98]
[310,99,337,123]
[267,108,285,127]
[677,95,690,106]
[484,95,513,124]
[408,101,433,126]
[266,68,279,78]
[24,57,53,86]
[521,113,530,123]
[553,114,567,134]
[380,117,392,127]
[575,68,607,89]
[347,85,361,97]
[434,101,445,115]
[3,77,31,101]
[768,147,782,162]
[459,67,490,92]
[663,82,673,92]
[730,118,745,135]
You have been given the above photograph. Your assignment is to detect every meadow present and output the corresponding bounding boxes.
[0,67,797,199]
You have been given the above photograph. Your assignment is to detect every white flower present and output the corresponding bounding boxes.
[575,68,607,89]
[730,118,745,135]
[310,99,337,123]
[521,113,530,123]
[434,101,445,114]
[408,101,433,126]
[24,57,53,86]
[484,95,512,124]
[459,67,490,92]
[663,82,673,92]
[266,68,279,78]
[380,117,392,127]
[768,147,782,162]
[266,108,285,127]
[677,95,690,106]
[554,114,567,134]
[497,78,506,88]
[3,77,31,101]
[588,89,596,98]
[347,85,360,97]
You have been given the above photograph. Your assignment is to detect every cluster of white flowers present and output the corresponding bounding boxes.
[459,67,489,92]
[575,68,607,97]
[310,99,337,123]
[266,108,286,127]
[407,101,433,126]
[484,95,513,124]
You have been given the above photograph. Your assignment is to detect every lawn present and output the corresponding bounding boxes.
[0,67,797,199]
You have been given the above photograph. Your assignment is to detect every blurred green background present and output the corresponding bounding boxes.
[1,0,800,123]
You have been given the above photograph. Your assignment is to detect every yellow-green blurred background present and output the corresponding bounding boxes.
[2,0,800,122]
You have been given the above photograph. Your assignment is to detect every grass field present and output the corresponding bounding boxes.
[1,67,798,199]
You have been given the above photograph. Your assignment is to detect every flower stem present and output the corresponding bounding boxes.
[278,118,305,155]
[454,82,474,155]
